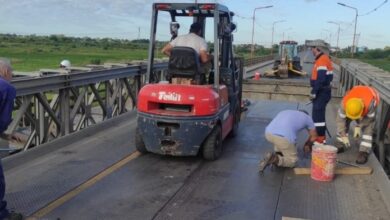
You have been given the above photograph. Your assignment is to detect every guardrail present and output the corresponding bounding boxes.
[244,55,273,66]
[338,59,390,168]
[7,62,167,151]
[7,56,271,152]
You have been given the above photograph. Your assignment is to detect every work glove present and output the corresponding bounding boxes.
[353,126,361,138]
[309,93,316,100]
[337,136,350,149]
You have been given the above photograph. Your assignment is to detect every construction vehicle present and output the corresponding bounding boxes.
[135,3,243,160]
[265,40,306,78]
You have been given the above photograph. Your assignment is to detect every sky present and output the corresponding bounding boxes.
[0,0,389,49]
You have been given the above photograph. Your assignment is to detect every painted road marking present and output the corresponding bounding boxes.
[31,151,142,218]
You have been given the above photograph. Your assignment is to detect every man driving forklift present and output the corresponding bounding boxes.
[161,22,212,81]
[162,22,211,63]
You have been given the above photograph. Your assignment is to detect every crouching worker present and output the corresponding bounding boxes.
[335,85,380,164]
[259,110,318,172]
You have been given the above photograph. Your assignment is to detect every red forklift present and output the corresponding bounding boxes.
[136,3,243,160]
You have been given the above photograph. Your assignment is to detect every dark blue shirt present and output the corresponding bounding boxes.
[0,77,16,134]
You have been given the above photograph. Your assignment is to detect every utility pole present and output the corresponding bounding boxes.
[138,27,140,40]
[281,27,292,42]
[338,2,358,57]
[250,5,273,59]
[328,21,341,56]
[356,33,361,51]
[271,20,285,57]
[322,29,332,44]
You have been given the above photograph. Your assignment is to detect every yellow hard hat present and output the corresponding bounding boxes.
[345,98,364,120]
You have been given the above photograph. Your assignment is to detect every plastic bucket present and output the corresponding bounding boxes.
[311,144,338,181]
[254,72,260,80]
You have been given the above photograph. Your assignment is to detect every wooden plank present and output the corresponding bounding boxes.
[294,167,373,175]
[282,217,310,220]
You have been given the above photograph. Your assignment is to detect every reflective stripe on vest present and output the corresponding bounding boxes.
[311,54,333,80]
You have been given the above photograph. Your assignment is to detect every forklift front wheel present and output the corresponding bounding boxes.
[202,125,222,161]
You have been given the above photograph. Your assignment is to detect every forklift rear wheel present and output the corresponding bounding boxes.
[202,125,222,161]
[135,128,148,153]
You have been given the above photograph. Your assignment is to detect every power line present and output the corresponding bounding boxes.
[359,0,388,16]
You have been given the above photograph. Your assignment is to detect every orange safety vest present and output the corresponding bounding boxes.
[342,86,380,117]
[311,53,333,80]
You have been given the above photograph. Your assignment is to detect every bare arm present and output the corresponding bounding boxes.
[199,50,211,63]
[303,128,318,154]
[308,128,318,142]
[161,44,173,56]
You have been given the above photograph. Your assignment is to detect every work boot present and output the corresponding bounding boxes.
[275,152,283,156]
[4,212,24,220]
[337,147,346,154]
[356,152,369,164]
[334,141,346,154]
[258,152,279,172]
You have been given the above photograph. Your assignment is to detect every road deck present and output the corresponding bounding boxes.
[4,99,390,220]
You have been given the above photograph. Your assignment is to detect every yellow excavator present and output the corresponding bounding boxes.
[264,40,306,78]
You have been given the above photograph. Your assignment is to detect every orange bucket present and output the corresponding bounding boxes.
[311,145,338,181]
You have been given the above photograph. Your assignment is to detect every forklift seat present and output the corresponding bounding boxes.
[168,47,205,84]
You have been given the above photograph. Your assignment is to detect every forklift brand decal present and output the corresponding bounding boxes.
[158,91,181,102]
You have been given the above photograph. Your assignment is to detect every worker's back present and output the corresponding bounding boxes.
[170,33,207,55]
[265,110,315,143]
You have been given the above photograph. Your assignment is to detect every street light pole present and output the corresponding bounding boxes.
[338,2,358,57]
[322,29,332,44]
[281,27,292,42]
[271,20,285,57]
[328,21,341,56]
[251,5,273,59]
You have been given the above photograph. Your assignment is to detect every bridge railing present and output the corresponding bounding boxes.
[7,56,271,152]
[338,59,390,168]
[243,55,274,66]
[7,62,168,151]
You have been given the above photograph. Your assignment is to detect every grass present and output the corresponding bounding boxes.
[2,40,388,73]
[360,58,390,72]
[0,42,151,72]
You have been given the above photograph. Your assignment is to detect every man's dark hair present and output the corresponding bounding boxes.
[190,22,203,33]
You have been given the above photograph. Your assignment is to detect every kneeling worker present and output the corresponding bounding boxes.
[335,85,380,164]
[259,110,318,172]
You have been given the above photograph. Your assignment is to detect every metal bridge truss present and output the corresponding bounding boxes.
[7,57,388,171]
[6,63,168,151]
[337,59,390,168]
